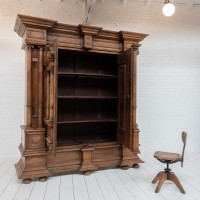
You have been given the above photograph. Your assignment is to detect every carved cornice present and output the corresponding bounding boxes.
[79,25,102,49]
[97,30,120,41]
[79,24,102,36]
[120,31,148,51]
[120,31,149,43]
[50,23,80,35]
[14,14,57,38]
[14,14,148,52]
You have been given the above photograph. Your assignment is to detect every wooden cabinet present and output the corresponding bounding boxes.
[14,14,148,183]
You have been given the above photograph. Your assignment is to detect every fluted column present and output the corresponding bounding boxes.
[46,70,50,120]
[26,45,32,127]
[132,45,138,128]
[49,68,54,122]
[38,47,44,127]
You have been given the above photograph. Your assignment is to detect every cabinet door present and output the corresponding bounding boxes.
[45,39,58,155]
[118,47,134,151]
[52,39,58,155]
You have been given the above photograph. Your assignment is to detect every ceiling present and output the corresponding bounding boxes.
[82,0,200,24]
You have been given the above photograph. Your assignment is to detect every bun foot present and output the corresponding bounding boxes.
[132,164,140,169]
[22,178,32,184]
[121,165,129,170]
[38,176,48,182]
[84,171,92,176]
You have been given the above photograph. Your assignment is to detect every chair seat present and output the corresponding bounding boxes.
[154,151,182,161]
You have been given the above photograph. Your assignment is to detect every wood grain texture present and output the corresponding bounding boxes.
[14,14,147,182]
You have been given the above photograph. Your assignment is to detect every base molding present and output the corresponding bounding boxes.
[80,147,98,172]
[15,143,143,181]
[15,158,51,180]
[120,146,144,167]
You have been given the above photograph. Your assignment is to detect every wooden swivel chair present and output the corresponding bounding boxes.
[152,132,187,194]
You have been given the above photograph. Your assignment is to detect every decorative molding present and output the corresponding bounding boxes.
[79,24,102,36]
[14,15,148,53]
[44,45,55,72]
[50,23,80,35]
[79,24,102,49]
[14,14,57,38]
[120,31,148,42]
[120,31,148,51]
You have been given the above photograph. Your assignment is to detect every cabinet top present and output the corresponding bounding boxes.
[14,14,148,52]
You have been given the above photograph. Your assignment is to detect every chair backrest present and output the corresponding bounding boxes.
[181,131,187,167]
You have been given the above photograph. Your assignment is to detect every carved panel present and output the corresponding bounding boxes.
[46,151,81,166]
[118,65,126,132]
[92,146,121,162]
[26,28,46,40]
[28,134,44,148]
[93,38,121,53]
[84,35,92,49]
[26,156,45,169]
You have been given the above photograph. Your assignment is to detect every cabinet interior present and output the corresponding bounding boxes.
[57,49,118,146]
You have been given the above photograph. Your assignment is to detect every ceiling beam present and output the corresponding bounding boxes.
[83,0,96,25]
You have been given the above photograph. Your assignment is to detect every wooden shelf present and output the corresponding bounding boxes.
[78,139,116,144]
[57,119,117,124]
[57,139,116,146]
[58,72,117,79]
[57,96,117,99]
[57,140,80,146]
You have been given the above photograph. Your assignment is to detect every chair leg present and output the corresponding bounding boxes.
[155,172,167,193]
[152,171,162,184]
[169,172,186,194]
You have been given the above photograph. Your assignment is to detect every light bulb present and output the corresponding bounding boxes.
[162,2,175,17]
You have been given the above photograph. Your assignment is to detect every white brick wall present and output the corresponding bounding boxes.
[0,0,200,157]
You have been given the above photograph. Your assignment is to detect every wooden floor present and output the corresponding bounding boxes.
[0,153,200,200]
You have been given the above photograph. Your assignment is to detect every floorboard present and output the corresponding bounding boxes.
[0,153,199,200]
[28,179,48,200]
[73,174,90,200]
[43,176,60,200]
[84,173,105,200]
[60,174,74,200]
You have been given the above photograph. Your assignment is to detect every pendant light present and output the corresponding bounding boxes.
[162,0,175,17]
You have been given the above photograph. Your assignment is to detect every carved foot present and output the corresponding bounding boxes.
[84,171,92,176]
[38,176,48,182]
[121,165,129,170]
[132,164,140,169]
[22,178,32,184]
